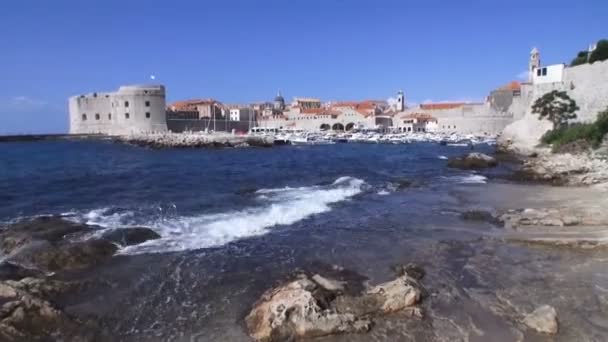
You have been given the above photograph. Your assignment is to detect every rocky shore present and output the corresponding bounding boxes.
[0,216,160,341]
[245,264,425,341]
[117,132,275,149]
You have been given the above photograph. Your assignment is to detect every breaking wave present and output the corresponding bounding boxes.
[69,177,366,254]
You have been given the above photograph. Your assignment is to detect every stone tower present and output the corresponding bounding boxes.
[396,90,405,112]
[529,47,540,82]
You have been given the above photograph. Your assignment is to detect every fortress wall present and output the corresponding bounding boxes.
[500,59,608,152]
[417,104,515,135]
[69,85,167,135]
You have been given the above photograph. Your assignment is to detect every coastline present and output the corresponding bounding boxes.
[1,141,608,340]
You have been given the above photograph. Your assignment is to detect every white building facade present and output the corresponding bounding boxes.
[69,84,167,135]
[532,64,565,84]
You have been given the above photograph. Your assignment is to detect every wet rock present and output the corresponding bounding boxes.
[245,277,370,341]
[392,263,425,280]
[394,179,413,190]
[447,153,498,169]
[461,210,500,225]
[523,305,558,334]
[0,262,46,281]
[102,227,160,247]
[312,274,346,293]
[9,239,117,272]
[0,216,89,255]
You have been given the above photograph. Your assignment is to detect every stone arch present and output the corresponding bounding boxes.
[320,123,330,131]
[345,122,355,131]
[332,123,345,131]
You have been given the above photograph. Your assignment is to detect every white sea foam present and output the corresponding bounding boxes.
[444,174,487,184]
[377,190,390,196]
[77,177,366,255]
[438,155,448,160]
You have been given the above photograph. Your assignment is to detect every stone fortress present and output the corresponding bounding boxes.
[69,42,607,138]
[69,85,167,135]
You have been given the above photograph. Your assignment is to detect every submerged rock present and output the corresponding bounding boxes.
[523,305,558,334]
[460,210,500,225]
[102,227,160,247]
[447,153,498,169]
[245,265,425,341]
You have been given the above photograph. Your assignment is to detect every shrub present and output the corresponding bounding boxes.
[541,107,608,152]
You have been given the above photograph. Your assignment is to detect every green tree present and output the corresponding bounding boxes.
[531,90,579,129]
[589,39,608,64]
[570,50,589,66]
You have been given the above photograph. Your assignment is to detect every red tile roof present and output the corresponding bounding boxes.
[168,99,219,111]
[500,81,521,91]
[420,103,465,110]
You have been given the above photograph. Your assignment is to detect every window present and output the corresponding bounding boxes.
[95,113,100,120]
[145,101,150,107]
[537,69,542,76]
[124,101,129,107]
[82,114,87,121]
[145,112,150,118]
[125,113,130,119]
[108,113,112,120]
[542,68,547,76]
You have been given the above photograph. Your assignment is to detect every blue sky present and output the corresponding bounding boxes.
[0,0,606,134]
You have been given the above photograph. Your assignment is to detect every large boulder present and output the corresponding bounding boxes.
[245,265,425,341]
[7,239,117,273]
[245,276,370,342]
[447,153,498,169]
[0,216,89,255]
[18,239,118,271]
[102,227,160,247]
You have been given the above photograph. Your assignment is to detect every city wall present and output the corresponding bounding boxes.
[500,59,608,151]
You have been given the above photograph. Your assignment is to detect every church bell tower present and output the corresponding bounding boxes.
[396,90,405,112]
[529,47,540,82]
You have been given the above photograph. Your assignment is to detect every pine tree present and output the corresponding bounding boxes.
[531,91,579,129]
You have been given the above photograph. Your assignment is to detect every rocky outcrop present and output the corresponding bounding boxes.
[118,132,274,149]
[1,217,118,273]
[523,305,558,334]
[0,217,163,340]
[0,278,94,341]
[447,153,498,169]
[245,265,424,341]
[515,150,608,186]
